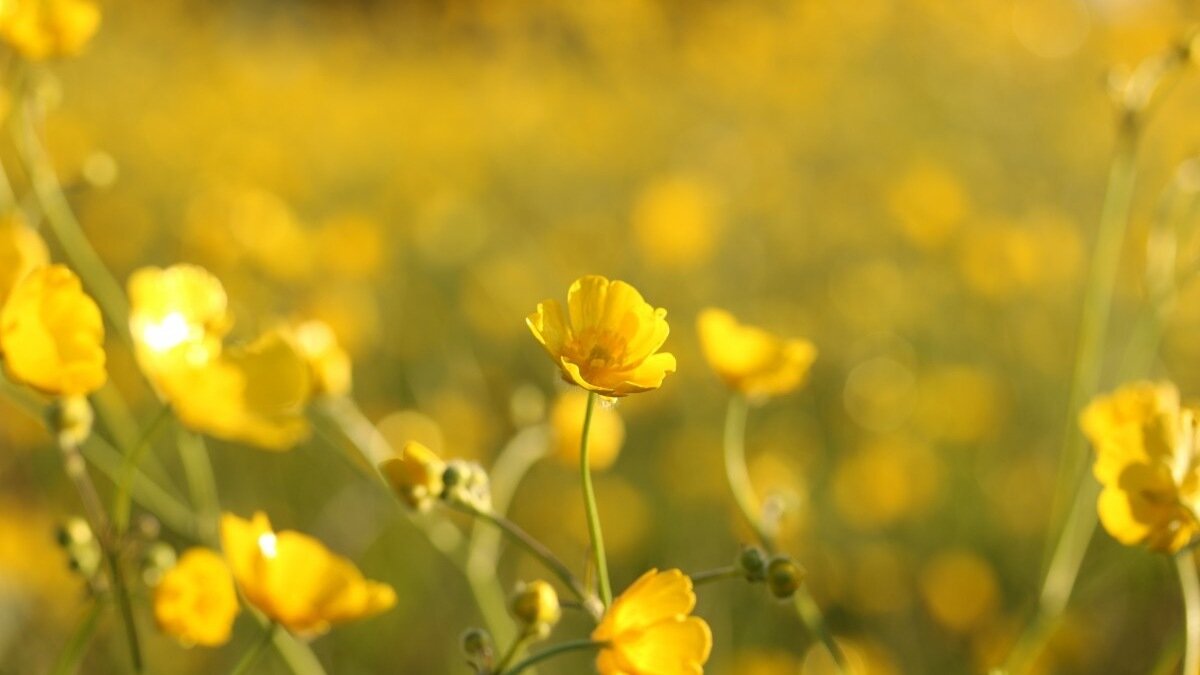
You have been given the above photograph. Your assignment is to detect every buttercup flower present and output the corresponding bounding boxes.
[220,512,396,636]
[1081,381,1200,552]
[0,265,105,396]
[697,308,816,400]
[527,275,675,397]
[153,548,239,647]
[0,0,101,60]
[0,215,48,307]
[289,319,352,397]
[550,389,625,470]
[592,568,712,674]
[128,264,231,383]
[510,579,561,638]
[379,440,447,511]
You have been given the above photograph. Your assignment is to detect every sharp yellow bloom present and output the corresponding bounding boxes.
[0,0,100,60]
[128,264,231,382]
[550,389,624,470]
[0,265,105,396]
[379,440,446,511]
[153,548,239,647]
[1081,381,1200,553]
[0,216,48,308]
[219,512,396,636]
[527,275,675,397]
[592,569,712,674]
[697,308,816,400]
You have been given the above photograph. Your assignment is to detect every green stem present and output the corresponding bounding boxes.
[51,601,103,675]
[1179,554,1200,675]
[578,391,612,607]
[178,430,219,543]
[112,404,172,535]
[494,631,536,674]
[106,550,144,674]
[267,618,327,675]
[499,639,604,675]
[723,394,774,548]
[231,622,277,675]
[690,566,743,586]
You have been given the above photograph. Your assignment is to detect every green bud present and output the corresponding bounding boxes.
[738,546,768,582]
[767,556,805,600]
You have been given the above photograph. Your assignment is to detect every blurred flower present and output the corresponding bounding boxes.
[219,511,396,636]
[379,440,446,511]
[549,389,625,470]
[887,161,968,250]
[632,176,721,268]
[832,438,940,530]
[510,579,560,638]
[289,319,352,397]
[0,265,105,396]
[527,275,675,397]
[128,264,231,384]
[1081,381,1200,552]
[0,0,100,60]
[0,215,48,307]
[592,569,711,674]
[919,549,999,634]
[697,308,817,400]
[153,548,239,647]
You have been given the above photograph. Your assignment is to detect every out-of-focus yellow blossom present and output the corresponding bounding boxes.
[183,186,314,282]
[886,161,968,250]
[0,265,105,396]
[632,176,721,268]
[1081,381,1200,552]
[219,512,396,636]
[0,216,48,307]
[833,438,940,530]
[153,547,239,647]
[549,389,625,470]
[913,365,1006,443]
[165,330,313,451]
[919,550,999,634]
[592,568,712,675]
[527,275,675,397]
[379,440,447,511]
[0,0,100,60]
[697,308,817,400]
[289,320,352,397]
[128,264,231,383]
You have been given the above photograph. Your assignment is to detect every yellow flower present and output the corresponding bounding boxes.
[153,548,239,647]
[527,275,675,397]
[549,389,625,470]
[510,579,561,637]
[219,512,396,636]
[289,320,352,397]
[0,215,48,307]
[128,264,231,382]
[0,0,100,60]
[696,308,816,400]
[0,265,105,396]
[592,569,712,674]
[165,330,313,451]
[1081,381,1200,552]
[379,440,446,511]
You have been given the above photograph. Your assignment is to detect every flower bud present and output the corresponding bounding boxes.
[738,546,768,582]
[379,441,446,511]
[57,516,101,581]
[510,580,561,638]
[460,627,494,670]
[442,460,492,512]
[767,556,806,600]
[141,541,177,587]
[46,395,94,447]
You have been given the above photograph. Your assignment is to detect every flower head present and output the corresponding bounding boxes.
[0,265,105,396]
[527,275,675,397]
[0,0,100,60]
[153,548,239,647]
[128,264,231,381]
[219,512,396,636]
[289,319,352,397]
[1082,381,1200,552]
[697,308,816,400]
[0,215,48,308]
[550,389,625,470]
[592,569,712,674]
[379,440,447,511]
[510,579,561,638]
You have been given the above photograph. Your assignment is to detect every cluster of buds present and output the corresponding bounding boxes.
[737,545,806,600]
[380,440,492,514]
[57,517,102,585]
[46,395,94,448]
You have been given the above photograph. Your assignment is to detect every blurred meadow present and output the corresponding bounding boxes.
[6,0,1200,673]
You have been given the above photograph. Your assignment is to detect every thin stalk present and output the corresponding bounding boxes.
[499,639,604,675]
[267,619,328,675]
[178,430,219,543]
[51,601,103,675]
[1179,554,1200,675]
[231,622,277,675]
[494,631,536,674]
[578,391,612,607]
[112,404,172,535]
[690,566,743,586]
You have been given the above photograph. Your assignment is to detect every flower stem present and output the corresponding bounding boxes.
[579,391,612,608]
[494,631,536,674]
[231,622,277,675]
[112,404,172,536]
[690,566,743,586]
[498,639,604,675]
[51,601,103,675]
[1179,553,1200,675]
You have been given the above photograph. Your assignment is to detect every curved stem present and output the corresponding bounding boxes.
[579,391,612,607]
[1179,554,1200,675]
[231,622,277,675]
[499,639,604,675]
[494,631,536,674]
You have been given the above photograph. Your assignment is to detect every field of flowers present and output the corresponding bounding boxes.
[4,0,1200,673]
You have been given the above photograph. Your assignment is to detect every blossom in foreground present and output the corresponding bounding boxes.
[1081,381,1200,552]
[549,389,624,470]
[153,548,239,647]
[0,0,101,60]
[128,264,231,385]
[0,265,105,396]
[527,275,675,397]
[379,440,447,511]
[592,568,712,674]
[0,216,48,307]
[220,512,396,636]
[697,308,816,400]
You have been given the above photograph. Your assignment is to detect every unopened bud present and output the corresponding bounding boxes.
[379,441,446,511]
[57,517,101,581]
[738,546,768,582]
[46,396,94,447]
[460,627,494,670]
[443,460,492,512]
[767,556,805,600]
[510,580,560,638]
